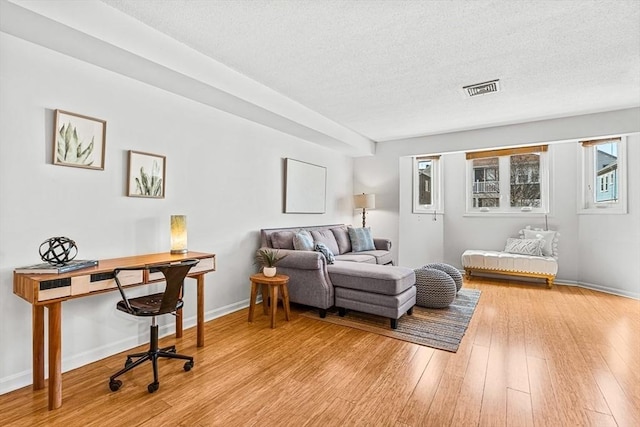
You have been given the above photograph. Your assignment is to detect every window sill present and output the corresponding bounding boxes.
[412,210,444,215]
[577,208,628,215]
[463,212,549,218]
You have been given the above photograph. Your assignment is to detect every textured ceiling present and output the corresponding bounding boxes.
[100,0,640,142]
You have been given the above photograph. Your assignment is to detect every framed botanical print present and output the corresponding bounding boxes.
[53,110,106,170]
[127,150,166,198]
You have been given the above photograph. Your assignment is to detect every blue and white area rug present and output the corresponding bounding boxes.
[303,288,481,352]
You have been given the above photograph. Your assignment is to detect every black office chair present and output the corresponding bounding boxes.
[108,259,199,393]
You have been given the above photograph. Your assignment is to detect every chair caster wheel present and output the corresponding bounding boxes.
[184,361,194,372]
[125,358,133,368]
[147,382,159,393]
[109,379,122,392]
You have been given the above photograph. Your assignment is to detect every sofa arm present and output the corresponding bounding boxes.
[258,247,333,311]
[260,248,325,270]
[374,238,392,251]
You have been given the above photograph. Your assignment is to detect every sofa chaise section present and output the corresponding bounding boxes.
[330,261,416,329]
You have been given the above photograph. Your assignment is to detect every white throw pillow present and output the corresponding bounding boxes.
[522,229,556,257]
[505,238,545,256]
[293,230,314,251]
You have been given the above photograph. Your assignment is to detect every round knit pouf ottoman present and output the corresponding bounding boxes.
[414,267,457,308]
[424,263,463,291]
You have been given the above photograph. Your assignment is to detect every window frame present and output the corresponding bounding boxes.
[412,155,443,214]
[465,145,550,215]
[578,136,627,214]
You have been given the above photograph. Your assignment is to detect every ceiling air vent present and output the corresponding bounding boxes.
[463,79,500,97]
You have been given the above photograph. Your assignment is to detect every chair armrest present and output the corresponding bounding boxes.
[373,238,392,251]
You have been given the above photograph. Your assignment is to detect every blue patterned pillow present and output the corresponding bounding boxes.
[293,230,314,251]
[314,242,335,264]
[348,227,375,252]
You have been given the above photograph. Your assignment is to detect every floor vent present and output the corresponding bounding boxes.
[463,79,500,97]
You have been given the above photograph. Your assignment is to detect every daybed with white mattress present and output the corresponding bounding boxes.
[461,227,559,288]
[461,249,557,288]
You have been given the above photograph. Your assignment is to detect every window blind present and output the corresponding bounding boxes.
[465,145,548,160]
[580,137,621,147]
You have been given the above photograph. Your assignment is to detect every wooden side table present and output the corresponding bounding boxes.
[248,273,290,328]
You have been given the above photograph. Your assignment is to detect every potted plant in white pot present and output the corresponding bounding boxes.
[255,249,287,277]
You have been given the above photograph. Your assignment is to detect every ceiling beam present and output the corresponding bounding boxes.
[0,0,375,157]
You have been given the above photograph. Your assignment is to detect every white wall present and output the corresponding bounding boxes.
[397,156,444,268]
[0,34,354,393]
[354,110,640,298]
[439,143,581,281]
[352,152,401,262]
[578,138,640,295]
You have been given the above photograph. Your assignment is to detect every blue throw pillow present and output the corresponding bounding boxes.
[348,227,375,252]
[293,230,314,251]
[314,242,335,264]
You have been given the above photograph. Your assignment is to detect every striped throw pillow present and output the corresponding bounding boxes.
[348,227,375,252]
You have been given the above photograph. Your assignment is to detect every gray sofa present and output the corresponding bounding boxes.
[259,224,394,317]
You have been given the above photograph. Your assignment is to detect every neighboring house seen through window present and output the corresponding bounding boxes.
[413,155,442,213]
[466,145,549,214]
[579,137,627,214]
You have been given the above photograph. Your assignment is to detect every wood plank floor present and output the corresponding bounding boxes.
[1,279,639,426]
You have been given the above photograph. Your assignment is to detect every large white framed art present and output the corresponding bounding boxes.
[284,158,326,213]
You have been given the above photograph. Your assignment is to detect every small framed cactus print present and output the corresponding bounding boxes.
[127,150,166,198]
[53,110,106,170]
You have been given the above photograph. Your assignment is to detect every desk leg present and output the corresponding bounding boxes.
[197,274,205,347]
[47,302,62,410]
[32,305,45,391]
[175,287,183,339]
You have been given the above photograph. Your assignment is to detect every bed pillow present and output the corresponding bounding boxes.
[314,242,335,264]
[292,230,314,251]
[348,227,375,252]
[310,229,340,255]
[504,237,545,256]
[270,231,295,249]
[521,229,557,257]
[330,225,352,254]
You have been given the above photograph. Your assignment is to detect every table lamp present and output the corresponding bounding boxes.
[354,193,375,228]
[170,215,188,254]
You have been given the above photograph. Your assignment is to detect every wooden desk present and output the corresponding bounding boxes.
[13,251,216,410]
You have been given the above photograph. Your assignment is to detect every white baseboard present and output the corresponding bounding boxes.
[0,299,251,395]
[556,280,640,300]
[459,268,639,300]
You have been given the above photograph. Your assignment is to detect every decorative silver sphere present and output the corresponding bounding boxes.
[39,237,78,266]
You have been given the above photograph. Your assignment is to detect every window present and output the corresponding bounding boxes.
[579,137,627,214]
[413,156,442,213]
[510,153,542,208]
[466,145,549,214]
[471,157,499,208]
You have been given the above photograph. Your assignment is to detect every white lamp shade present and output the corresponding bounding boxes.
[354,193,375,209]
[170,215,188,254]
